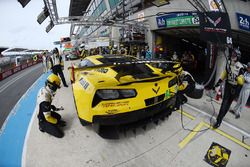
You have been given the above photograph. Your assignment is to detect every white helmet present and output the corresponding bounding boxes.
[232,48,241,60]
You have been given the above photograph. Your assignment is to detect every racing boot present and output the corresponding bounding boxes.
[212,122,221,129]
[58,120,67,127]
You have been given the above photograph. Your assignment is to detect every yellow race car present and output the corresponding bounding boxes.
[69,55,179,126]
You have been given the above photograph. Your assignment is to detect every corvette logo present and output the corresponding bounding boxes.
[152,83,160,94]
[207,16,221,27]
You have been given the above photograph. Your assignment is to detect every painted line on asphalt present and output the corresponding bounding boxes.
[22,104,39,167]
[178,121,205,149]
[184,103,250,138]
[178,121,250,150]
[0,72,49,167]
[203,122,250,150]
[176,110,195,120]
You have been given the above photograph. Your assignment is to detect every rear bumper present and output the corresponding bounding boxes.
[91,96,176,125]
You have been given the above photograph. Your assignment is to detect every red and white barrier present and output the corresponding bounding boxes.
[0,60,42,81]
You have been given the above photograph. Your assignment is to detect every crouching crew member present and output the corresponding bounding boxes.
[50,47,68,87]
[37,73,66,138]
[173,63,195,110]
[213,48,244,128]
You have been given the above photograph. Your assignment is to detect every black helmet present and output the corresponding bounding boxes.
[52,47,59,54]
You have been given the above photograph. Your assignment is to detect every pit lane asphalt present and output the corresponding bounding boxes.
[0,63,43,128]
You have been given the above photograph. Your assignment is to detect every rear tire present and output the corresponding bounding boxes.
[79,117,91,126]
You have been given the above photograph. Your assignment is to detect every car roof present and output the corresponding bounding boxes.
[86,54,136,65]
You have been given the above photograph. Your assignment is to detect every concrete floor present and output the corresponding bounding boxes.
[23,60,250,167]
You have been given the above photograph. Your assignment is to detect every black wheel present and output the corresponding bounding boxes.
[79,117,91,126]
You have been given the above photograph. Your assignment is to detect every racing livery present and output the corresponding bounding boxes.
[69,55,179,126]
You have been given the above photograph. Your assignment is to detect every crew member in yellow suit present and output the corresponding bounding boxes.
[37,74,66,138]
[172,63,195,110]
[213,48,244,128]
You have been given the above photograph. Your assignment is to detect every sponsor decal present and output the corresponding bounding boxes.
[80,71,89,75]
[152,83,160,94]
[204,142,231,167]
[165,89,170,98]
[33,55,38,62]
[95,68,108,73]
[105,109,119,114]
[199,12,231,44]
[13,66,21,73]
[236,13,250,32]
[156,12,199,28]
[79,78,89,90]
[2,70,12,78]
[102,101,129,108]
[207,16,222,27]
[208,0,223,11]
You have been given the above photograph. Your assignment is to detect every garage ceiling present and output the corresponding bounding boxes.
[69,0,91,16]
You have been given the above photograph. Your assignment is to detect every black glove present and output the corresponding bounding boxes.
[58,120,66,127]
[51,105,64,111]
[51,105,57,111]
[214,79,222,88]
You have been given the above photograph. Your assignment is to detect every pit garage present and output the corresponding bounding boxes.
[154,27,250,82]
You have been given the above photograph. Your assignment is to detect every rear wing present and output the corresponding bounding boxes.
[68,59,180,83]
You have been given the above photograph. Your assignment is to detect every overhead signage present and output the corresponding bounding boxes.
[236,13,250,32]
[208,0,223,11]
[64,43,73,49]
[152,0,170,7]
[137,12,144,22]
[199,12,232,44]
[156,12,199,28]
[99,28,110,37]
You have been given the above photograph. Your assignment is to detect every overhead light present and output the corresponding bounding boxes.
[192,43,197,46]
[181,39,189,43]
[46,21,54,33]
[37,7,49,24]
[18,0,31,8]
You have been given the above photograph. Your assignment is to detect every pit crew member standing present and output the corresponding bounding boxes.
[37,73,66,138]
[42,51,49,73]
[50,47,68,87]
[213,48,244,128]
[172,63,195,110]
[230,62,250,118]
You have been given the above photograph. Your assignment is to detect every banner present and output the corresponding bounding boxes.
[199,12,232,44]
[156,12,199,28]
[236,13,250,32]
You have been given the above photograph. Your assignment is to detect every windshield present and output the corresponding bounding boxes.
[112,63,158,80]
[78,59,95,68]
